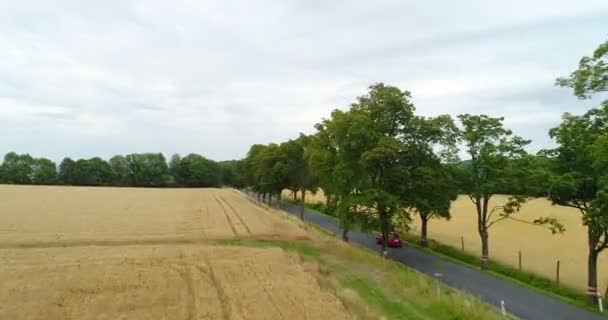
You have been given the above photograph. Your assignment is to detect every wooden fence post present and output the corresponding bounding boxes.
[518,251,522,271]
[461,236,465,251]
[556,260,560,286]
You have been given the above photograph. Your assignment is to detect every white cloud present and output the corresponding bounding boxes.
[0,0,607,161]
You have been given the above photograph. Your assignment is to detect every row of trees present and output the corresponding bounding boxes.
[240,39,607,304]
[0,152,241,188]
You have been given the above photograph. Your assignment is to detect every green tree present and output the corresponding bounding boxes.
[72,158,113,186]
[109,155,130,186]
[0,153,57,185]
[307,109,370,241]
[218,160,241,187]
[174,154,221,187]
[409,161,459,246]
[279,135,315,219]
[168,154,181,184]
[125,153,170,187]
[31,158,57,185]
[555,38,608,303]
[254,144,287,205]
[557,39,607,99]
[0,152,35,184]
[310,84,416,251]
[456,114,560,269]
[544,104,608,303]
[58,157,75,185]
[402,115,460,246]
[243,144,269,201]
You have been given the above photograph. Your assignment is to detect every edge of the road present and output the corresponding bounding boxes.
[238,190,606,320]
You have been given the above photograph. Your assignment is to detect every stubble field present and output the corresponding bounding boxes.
[0,186,350,320]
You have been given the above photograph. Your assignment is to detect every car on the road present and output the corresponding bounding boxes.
[375,232,402,247]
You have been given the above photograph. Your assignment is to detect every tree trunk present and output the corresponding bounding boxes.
[342,228,349,242]
[293,189,298,202]
[480,231,489,270]
[379,206,389,253]
[587,227,600,305]
[299,188,305,220]
[420,213,429,247]
[257,192,261,202]
[267,193,272,206]
[262,193,266,203]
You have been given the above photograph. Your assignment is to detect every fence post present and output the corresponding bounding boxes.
[461,236,465,251]
[518,251,522,271]
[556,260,560,286]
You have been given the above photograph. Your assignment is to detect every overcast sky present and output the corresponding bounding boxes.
[1,1,607,162]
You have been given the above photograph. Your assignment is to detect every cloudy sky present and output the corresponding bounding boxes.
[1,1,607,162]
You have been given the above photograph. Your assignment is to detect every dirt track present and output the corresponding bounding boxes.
[0,186,348,320]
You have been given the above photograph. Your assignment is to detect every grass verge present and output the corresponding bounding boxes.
[218,237,508,320]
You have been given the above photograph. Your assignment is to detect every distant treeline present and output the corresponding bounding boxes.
[0,152,242,188]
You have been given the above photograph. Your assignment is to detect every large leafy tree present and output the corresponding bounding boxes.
[351,84,415,253]
[554,38,608,303]
[243,144,269,201]
[58,157,75,185]
[252,144,288,205]
[124,153,170,187]
[409,160,459,246]
[545,105,608,302]
[31,158,57,185]
[456,115,560,269]
[307,109,368,240]
[278,135,315,219]
[173,154,221,187]
[71,158,113,186]
[0,152,57,185]
[310,84,416,251]
[402,115,460,246]
[0,152,35,184]
[557,39,607,99]
[109,155,130,186]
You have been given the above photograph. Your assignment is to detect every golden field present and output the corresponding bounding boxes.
[284,189,606,292]
[414,195,607,292]
[0,186,350,320]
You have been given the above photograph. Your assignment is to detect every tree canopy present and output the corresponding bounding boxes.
[0,152,235,188]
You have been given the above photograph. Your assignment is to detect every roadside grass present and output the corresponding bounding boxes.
[285,198,606,317]
[400,233,601,314]
[219,236,507,320]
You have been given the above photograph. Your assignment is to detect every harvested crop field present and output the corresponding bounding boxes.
[0,186,306,247]
[0,186,350,320]
[0,245,349,320]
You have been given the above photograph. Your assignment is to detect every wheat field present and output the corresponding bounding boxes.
[0,186,350,320]
[284,189,606,292]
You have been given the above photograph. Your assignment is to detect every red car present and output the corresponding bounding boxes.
[375,232,402,247]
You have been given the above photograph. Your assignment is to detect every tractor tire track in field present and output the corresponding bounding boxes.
[217,194,252,235]
[211,193,237,237]
[176,253,197,320]
[250,262,285,319]
[202,255,231,320]
[0,238,213,249]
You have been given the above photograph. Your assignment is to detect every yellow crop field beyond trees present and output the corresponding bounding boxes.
[284,189,607,292]
[0,185,504,320]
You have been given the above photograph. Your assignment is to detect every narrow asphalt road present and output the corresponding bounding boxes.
[263,197,603,320]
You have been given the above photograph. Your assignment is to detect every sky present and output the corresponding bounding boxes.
[1,1,607,162]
